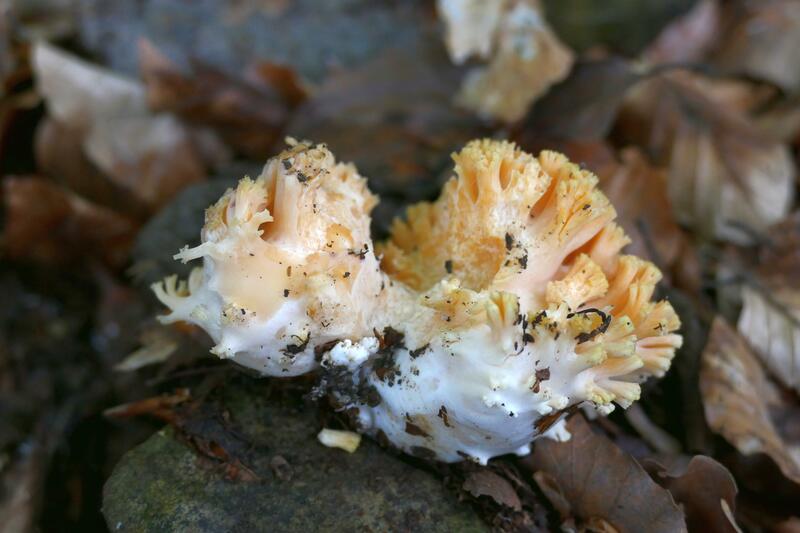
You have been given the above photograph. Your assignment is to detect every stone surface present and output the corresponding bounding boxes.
[77,0,430,84]
[103,378,488,532]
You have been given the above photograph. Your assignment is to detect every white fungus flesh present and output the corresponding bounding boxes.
[154,139,682,463]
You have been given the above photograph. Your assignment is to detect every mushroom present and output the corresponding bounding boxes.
[152,139,402,376]
[154,139,682,462]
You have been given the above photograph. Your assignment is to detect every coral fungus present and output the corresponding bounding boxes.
[154,139,681,463]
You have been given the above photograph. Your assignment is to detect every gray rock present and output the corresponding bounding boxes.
[77,0,430,84]
[103,379,488,532]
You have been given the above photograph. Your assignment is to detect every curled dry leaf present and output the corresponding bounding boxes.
[461,469,522,511]
[34,117,132,215]
[643,0,720,65]
[540,0,698,55]
[0,9,13,90]
[103,389,191,423]
[620,71,795,244]
[713,0,800,93]
[32,42,209,211]
[523,58,645,141]
[114,327,179,372]
[644,456,740,533]
[437,0,505,64]
[139,40,302,159]
[1,176,136,267]
[440,0,574,123]
[737,212,800,393]
[773,517,800,533]
[700,318,800,485]
[597,147,685,270]
[751,96,800,145]
[522,416,686,532]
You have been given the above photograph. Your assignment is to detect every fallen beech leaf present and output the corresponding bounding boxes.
[700,318,800,484]
[752,96,800,144]
[1,176,136,267]
[33,42,208,210]
[620,71,795,244]
[0,12,14,90]
[738,286,800,393]
[462,470,522,511]
[713,0,800,93]
[115,327,179,372]
[541,0,697,55]
[86,114,206,209]
[524,57,645,140]
[773,517,800,533]
[531,471,570,520]
[33,117,135,216]
[737,213,800,393]
[523,416,686,532]
[139,40,300,159]
[644,456,740,533]
[104,389,191,423]
[437,0,505,64]
[644,0,720,64]
[448,0,574,123]
[625,404,682,455]
[0,423,57,533]
[597,147,685,270]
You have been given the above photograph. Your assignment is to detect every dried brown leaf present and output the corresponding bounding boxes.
[644,0,720,65]
[619,71,795,244]
[437,0,505,64]
[448,0,574,123]
[737,213,800,393]
[524,57,644,140]
[714,0,800,93]
[1,176,136,267]
[0,439,45,533]
[103,389,191,423]
[33,42,208,210]
[644,456,740,533]
[139,39,301,159]
[700,318,800,485]
[774,517,800,533]
[115,327,179,372]
[540,0,698,56]
[33,117,137,216]
[532,471,570,520]
[752,96,800,144]
[523,416,686,532]
[598,147,685,270]
[462,469,522,511]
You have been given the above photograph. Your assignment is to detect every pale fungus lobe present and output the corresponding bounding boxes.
[154,139,682,463]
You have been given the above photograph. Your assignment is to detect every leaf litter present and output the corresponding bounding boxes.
[3,0,800,531]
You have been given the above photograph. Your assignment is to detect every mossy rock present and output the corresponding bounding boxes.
[103,379,487,532]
